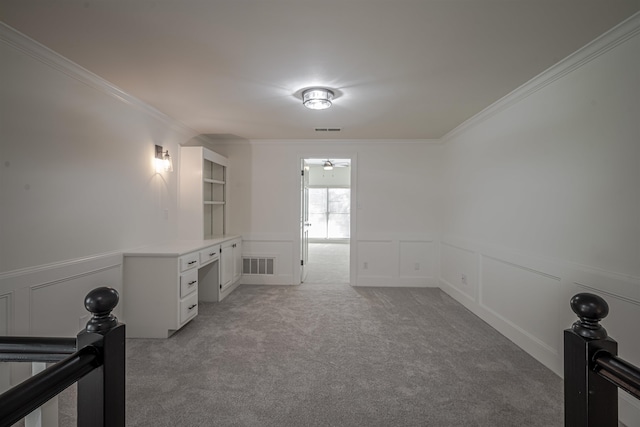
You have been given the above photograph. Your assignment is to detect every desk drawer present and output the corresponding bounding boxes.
[180,253,199,272]
[180,269,198,298]
[180,292,198,324]
[200,246,220,266]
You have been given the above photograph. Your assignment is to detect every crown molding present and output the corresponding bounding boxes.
[0,21,198,138]
[440,11,640,144]
[246,138,441,145]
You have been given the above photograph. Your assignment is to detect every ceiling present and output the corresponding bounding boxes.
[1,1,639,141]
[305,159,351,167]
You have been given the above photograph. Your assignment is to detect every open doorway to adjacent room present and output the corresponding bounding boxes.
[301,158,351,284]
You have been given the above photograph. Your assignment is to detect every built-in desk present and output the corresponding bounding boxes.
[123,235,242,338]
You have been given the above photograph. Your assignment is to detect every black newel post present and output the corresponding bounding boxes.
[564,293,618,427]
[77,287,125,427]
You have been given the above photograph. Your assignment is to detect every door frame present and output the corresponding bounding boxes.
[295,153,357,285]
[300,158,310,283]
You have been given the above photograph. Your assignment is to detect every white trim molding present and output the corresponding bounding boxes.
[0,21,199,139]
[247,139,441,145]
[441,11,640,144]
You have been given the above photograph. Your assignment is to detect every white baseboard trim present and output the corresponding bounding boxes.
[354,276,438,287]
[241,274,295,286]
[439,278,562,375]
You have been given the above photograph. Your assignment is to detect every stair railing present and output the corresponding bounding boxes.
[0,287,125,427]
[564,292,640,426]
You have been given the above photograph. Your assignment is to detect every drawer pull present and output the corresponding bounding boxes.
[188,280,197,285]
[188,304,197,310]
[209,252,216,256]
[188,260,197,265]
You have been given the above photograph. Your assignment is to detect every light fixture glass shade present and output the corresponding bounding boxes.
[163,151,173,172]
[155,144,173,173]
[302,88,334,110]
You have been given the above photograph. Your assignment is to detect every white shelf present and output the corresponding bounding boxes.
[204,179,225,185]
[180,146,228,239]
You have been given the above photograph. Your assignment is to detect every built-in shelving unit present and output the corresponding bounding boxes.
[123,146,242,339]
[179,146,229,239]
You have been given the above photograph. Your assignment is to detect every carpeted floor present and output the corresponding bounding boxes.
[59,284,562,426]
[304,243,350,284]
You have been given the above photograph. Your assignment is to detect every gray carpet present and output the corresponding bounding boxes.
[60,285,563,426]
[304,243,350,284]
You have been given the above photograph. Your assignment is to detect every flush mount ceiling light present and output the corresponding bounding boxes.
[302,88,334,110]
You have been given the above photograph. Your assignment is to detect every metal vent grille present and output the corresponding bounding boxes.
[314,128,342,132]
[242,257,275,275]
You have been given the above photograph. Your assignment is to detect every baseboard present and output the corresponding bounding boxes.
[241,274,295,286]
[439,278,562,375]
[354,276,438,287]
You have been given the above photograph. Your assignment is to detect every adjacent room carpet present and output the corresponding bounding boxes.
[60,285,563,426]
[304,243,350,284]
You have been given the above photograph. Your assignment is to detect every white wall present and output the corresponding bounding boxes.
[0,25,197,342]
[439,18,640,425]
[212,140,443,287]
[2,14,639,425]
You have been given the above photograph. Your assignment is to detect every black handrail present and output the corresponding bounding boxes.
[564,292,640,427]
[0,336,76,362]
[593,350,640,400]
[0,287,125,427]
[0,345,100,425]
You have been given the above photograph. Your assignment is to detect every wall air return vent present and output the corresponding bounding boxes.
[242,257,275,275]
[314,128,342,132]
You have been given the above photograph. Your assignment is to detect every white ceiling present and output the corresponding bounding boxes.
[1,1,639,140]
[305,159,351,167]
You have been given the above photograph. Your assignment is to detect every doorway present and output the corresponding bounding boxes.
[300,158,352,284]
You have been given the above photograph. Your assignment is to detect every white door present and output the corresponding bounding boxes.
[233,240,242,283]
[300,160,310,283]
[220,240,234,290]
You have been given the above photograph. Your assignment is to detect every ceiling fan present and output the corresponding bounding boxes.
[322,159,349,171]
[322,160,349,170]
[304,158,350,170]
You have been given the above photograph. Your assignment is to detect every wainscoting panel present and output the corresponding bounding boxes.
[0,252,123,336]
[240,239,294,285]
[440,242,476,302]
[0,293,9,394]
[0,251,123,417]
[480,255,562,355]
[30,264,122,336]
[399,240,434,278]
[357,240,393,279]
[439,236,640,425]
[356,235,439,287]
[0,292,10,335]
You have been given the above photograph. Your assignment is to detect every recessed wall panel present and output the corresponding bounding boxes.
[441,243,476,300]
[30,266,121,336]
[481,255,562,353]
[358,241,393,277]
[0,293,9,335]
[399,241,434,278]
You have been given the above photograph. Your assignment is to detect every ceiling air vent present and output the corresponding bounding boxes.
[314,128,342,132]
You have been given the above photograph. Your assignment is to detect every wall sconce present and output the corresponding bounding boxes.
[155,145,173,173]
